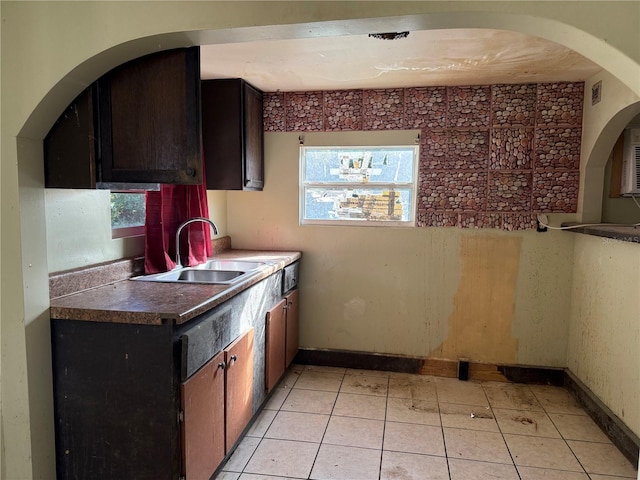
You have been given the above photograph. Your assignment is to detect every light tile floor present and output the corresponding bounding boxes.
[216,365,638,480]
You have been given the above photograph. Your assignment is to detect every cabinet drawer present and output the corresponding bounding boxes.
[180,305,232,380]
[282,262,299,294]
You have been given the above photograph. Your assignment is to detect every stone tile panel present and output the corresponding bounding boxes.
[420,130,449,170]
[536,82,584,126]
[285,92,324,132]
[363,89,404,130]
[263,92,286,132]
[490,128,534,170]
[488,172,532,212]
[503,214,537,231]
[417,211,459,228]
[324,90,363,131]
[449,129,490,170]
[535,127,582,170]
[532,170,580,212]
[447,86,491,128]
[459,213,502,229]
[419,171,487,212]
[405,87,447,129]
[492,84,537,126]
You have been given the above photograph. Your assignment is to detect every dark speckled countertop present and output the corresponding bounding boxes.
[49,250,301,325]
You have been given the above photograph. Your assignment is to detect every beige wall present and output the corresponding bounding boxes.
[579,69,640,222]
[2,1,640,478]
[229,132,575,365]
[567,235,640,437]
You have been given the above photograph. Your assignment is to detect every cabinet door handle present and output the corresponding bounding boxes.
[230,354,238,363]
[218,362,226,370]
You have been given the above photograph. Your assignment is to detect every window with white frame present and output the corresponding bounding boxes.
[300,145,418,226]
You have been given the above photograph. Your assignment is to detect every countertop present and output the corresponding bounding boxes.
[49,250,301,325]
[561,223,640,243]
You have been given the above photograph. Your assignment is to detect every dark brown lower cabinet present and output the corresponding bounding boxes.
[181,351,225,480]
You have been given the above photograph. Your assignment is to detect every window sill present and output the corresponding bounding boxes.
[112,226,145,239]
[561,223,640,244]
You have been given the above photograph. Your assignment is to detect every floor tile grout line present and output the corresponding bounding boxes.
[235,367,302,477]
[305,368,346,480]
[479,381,524,480]
[434,377,454,480]
[529,385,595,476]
[236,378,294,476]
[377,374,391,480]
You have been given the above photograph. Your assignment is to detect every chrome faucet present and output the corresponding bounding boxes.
[175,217,218,268]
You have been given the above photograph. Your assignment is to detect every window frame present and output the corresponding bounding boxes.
[299,144,419,227]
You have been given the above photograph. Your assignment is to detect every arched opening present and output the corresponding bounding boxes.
[6,6,639,478]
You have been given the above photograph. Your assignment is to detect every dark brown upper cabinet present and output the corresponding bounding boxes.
[201,79,264,191]
[44,86,99,188]
[44,47,202,188]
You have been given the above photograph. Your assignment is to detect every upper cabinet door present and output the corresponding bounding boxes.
[44,86,98,188]
[98,47,202,185]
[202,79,264,191]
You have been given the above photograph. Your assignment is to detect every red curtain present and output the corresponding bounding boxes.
[144,180,212,274]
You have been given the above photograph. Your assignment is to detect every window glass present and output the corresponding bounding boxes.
[111,192,145,237]
[300,146,418,226]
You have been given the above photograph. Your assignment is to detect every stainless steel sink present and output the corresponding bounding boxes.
[131,259,267,285]
[195,260,265,271]
[177,269,245,282]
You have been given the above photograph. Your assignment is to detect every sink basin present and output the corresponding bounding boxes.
[195,260,265,271]
[177,269,245,282]
[131,259,267,285]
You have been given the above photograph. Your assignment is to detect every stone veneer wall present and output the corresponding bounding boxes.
[263,83,583,230]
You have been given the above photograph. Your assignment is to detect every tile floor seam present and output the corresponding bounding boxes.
[234,379,293,477]
[377,375,390,480]
[480,382,524,480]
[566,435,598,475]
[307,367,346,480]
[233,393,284,476]
[434,375,453,480]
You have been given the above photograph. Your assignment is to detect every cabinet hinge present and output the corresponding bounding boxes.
[178,410,184,423]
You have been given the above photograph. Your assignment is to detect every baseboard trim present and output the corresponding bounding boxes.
[294,348,563,384]
[564,370,640,466]
[295,348,424,374]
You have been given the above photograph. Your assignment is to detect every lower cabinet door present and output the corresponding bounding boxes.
[181,350,225,480]
[265,299,286,393]
[225,327,254,452]
[285,289,299,368]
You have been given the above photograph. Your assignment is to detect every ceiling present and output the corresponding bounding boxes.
[200,28,602,92]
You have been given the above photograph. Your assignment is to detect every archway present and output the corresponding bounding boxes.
[6,5,639,478]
